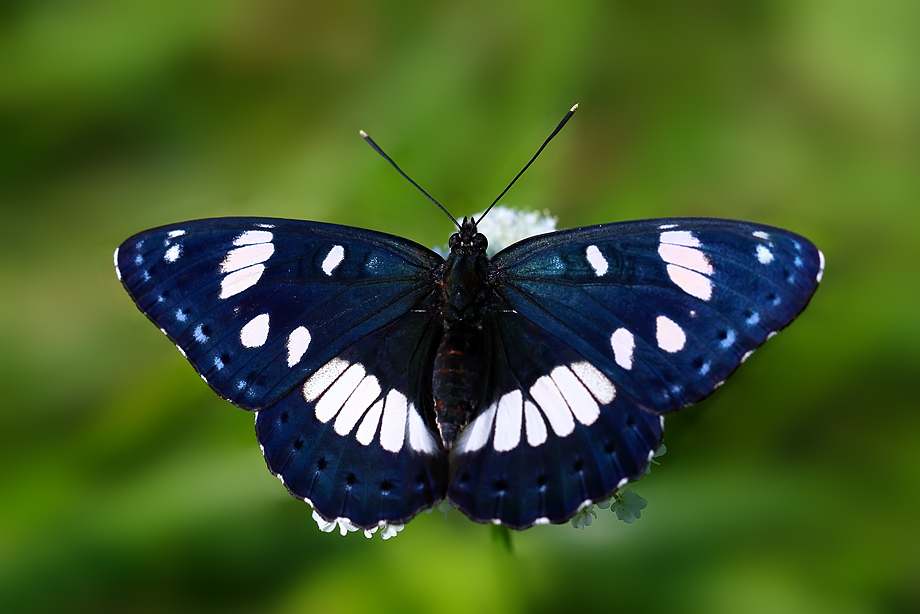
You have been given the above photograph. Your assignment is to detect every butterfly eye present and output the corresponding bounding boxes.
[473,233,488,251]
[448,234,459,249]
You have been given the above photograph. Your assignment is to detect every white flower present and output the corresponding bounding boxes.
[380,523,404,540]
[312,509,337,533]
[435,206,558,257]
[611,489,648,524]
[645,443,667,475]
[570,504,598,530]
[474,206,558,255]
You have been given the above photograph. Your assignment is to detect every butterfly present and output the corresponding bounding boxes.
[115,106,824,531]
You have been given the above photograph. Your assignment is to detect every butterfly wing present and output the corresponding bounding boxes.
[116,217,448,528]
[448,217,824,528]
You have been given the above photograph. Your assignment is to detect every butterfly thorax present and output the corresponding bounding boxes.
[433,218,490,449]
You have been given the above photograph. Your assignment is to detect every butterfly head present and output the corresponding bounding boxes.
[448,217,488,256]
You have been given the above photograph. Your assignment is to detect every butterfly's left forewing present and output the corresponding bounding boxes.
[448,217,823,528]
[115,218,443,409]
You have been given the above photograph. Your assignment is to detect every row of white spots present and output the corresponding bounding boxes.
[655,315,686,353]
[321,245,345,276]
[301,358,438,454]
[457,361,615,454]
[658,230,713,301]
[220,230,274,299]
[585,245,608,276]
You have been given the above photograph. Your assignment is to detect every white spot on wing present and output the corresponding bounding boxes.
[167,229,186,238]
[220,243,275,273]
[658,243,713,275]
[408,405,439,454]
[314,363,365,423]
[113,248,121,280]
[286,326,311,367]
[660,230,701,248]
[379,389,408,452]
[322,245,345,276]
[219,264,265,298]
[551,366,600,425]
[333,375,381,436]
[610,328,635,370]
[302,358,350,402]
[355,400,383,446]
[656,315,686,353]
[175,309,187,323]
[746,311,760,326]
[756,244,774,264]
[817,250,825,282]
[493,390,523,452]
[240,313,270,348]
[530,376,575,437]
[523,401,547,446]
[720,329,736,349]
[665,265,713,301]
[752,231,770,240]
[458,404,496,453]
[570,361,616,404]
[585,245,608,276]
[233,230,273,246]
[164,244,182,263]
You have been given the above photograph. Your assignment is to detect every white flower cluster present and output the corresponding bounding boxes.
[570,444,665,530]
[312,510,404,540]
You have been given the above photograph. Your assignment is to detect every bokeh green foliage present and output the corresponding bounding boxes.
[1,0,917,612]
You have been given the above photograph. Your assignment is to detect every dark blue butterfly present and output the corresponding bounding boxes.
[115,110,824,531]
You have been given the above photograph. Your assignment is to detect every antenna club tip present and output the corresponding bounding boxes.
[570,103,579,112]
[359,129,368,138]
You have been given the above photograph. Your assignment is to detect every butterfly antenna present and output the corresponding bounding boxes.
[360,130,461,229]
[476,103,579,225]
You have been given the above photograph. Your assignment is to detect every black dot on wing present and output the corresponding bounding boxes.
[221,353,231,364]
[380,480,393,492]
[280,412,289,423]
[345,472,356,486]
[493,478,509,494]
[717,330,729,340]
[604,441,616,454]
[293,439,303,450]
[625,415,635,427]
[572,459,584,473]
[537,474,548,488]
[317,458,327,470]
[200,324,211,337]
[691,357,704,369]
[459,472,470,484]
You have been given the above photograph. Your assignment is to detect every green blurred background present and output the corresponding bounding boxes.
[1,0,916,612]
